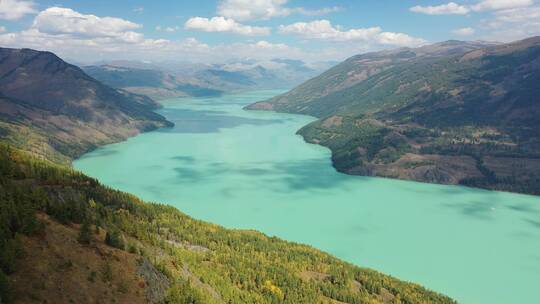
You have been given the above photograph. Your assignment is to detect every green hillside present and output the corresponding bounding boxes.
[247,37,540,195]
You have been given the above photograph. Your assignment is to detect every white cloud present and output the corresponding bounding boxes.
[410,2,470,15]
[0,6,188,61]
[217,0,290,21]
[0,6,304,63]
[0,26,5,33]
[133,7,144,14]
[279,20,427,47]
[472,0,533,11]
[217,0,340,21]
[32,7,143,43]
[492,5,540,23]
[156,25,180,33]
[0,5,330,63]
[410,0,533,15]
[0,27,211,61]
[293,6,342,16]
[410,1,537,42]
[452,27,475,36]
[0,0,36,20]
[252,40,288,50]
[479,5,540,41]
[377,32,428,46]
[279,20,380,41]
[185,16,270,36]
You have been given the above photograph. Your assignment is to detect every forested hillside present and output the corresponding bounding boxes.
[247,37,540,195]
[0,144,456,304]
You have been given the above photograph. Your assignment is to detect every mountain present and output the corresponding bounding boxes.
[247,40,494,116]
[209,58,327,89]
[83,65,224,100]
[247,37,540,195]
[0,47,172,164]
[84,58,330,101]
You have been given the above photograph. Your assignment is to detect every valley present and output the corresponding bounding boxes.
[2,1,540,304]
[0,30,539,304]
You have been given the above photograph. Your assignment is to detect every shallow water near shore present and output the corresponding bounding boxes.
[75,90,540,304]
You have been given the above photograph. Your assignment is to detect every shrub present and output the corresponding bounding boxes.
[105,229,124,250]
[0,269,10,303]
[78,220,92,245]
[0,237,23,274]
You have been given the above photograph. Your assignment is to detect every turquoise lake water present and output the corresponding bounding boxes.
[74,90,540,304]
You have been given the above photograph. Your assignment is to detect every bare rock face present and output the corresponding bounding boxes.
[420,166,453,184]
[137,258,170,303]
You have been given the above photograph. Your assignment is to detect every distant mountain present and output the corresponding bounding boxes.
[248,37,540,195]
[0,47,172,163]
[85,58,330,100]
[210,58,326,89]
[248,40,495,116]
[83,65,223,100]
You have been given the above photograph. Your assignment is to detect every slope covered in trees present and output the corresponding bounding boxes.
[247,37,540,195]
[0,144,456,303]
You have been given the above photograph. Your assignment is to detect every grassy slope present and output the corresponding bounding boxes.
[0,144,456,303]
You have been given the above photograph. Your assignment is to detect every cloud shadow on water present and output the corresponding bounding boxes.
[173,167,206,183]
[269,158,352,192]
[524,219,540,230]
[167,157,353,194]
[172,155,196,163]
[444,200,497,220]
[508,204,540,215]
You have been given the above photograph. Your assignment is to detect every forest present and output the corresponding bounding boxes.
[0,143,455,303]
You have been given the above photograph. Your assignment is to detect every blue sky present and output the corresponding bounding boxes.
[0,0,538,63]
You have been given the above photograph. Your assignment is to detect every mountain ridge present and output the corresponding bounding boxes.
[83,58,330,101]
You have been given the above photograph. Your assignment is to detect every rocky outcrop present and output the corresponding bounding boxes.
[137,258,170,303]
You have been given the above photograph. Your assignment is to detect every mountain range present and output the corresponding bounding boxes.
[83,58,330,101]
[248,37,540,195]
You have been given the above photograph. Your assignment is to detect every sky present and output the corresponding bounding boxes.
[0,0,538,64]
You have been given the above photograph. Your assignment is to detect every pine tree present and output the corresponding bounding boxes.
[78,220,92,245]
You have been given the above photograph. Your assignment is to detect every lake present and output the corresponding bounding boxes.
[74,90,540,304]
